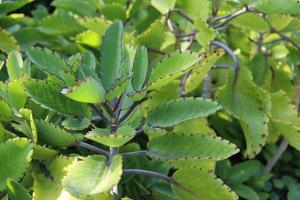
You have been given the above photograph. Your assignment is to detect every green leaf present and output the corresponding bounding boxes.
[6,179,31,200]
[151,0,176,14]
[147,97,221,127]
[172,169,238,200]
[255,0,300,16]
[24,79,91,117]
[195,18,216,48]
[99,3,126,21]
[104,77,130,101]
[231,184,259,200]
[147,133,239,160]
[62,155,123,198]
[61,77,105,104]
[86,125,135,147]
[227,160,261,184]
[7,80,27,110]
[218,67,270,158]
[32,144,58,160]
[52,0,97,17]
[76,30,101,48]
[62,117,90,131]
[0,29,19,53]
[0,0,33,14]
[38,15,85,36]
[6,51,23,80]
[0,138,33,191]
[0,99,13,121]
[35,120,83,148]
[132,46,148,91]
[147,51,200,90]
[231,13,269,32]
[100,21,123,89]
[185,49,224,93]
[176,0,211,21]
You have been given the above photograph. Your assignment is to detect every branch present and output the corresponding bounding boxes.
[168,9,194,23]
[101,102,115,118]
[122,150,147,158]
[89,104,110,124]
[202,72,212,99]
[74,141,109,157]
[212,7,249,29]
[271,28,300,51]
[119,99,144,124]
[123,169,175,184]
[147,48,166,55]
[180,72,190,97]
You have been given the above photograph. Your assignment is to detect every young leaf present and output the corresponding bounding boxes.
[35,120,83,148]
[6,50,23,80]
[0,138,33,191]
[0,29,19,53]
[86,125,135,147]
[147,97,221,127]
[100,21,123,89]
[132,46,148,91]
[172,169,238,200]
[24,79,91,117]
[61,77,105,104]
[147,133,239,160]
[6,179,32,200]
[62,155,123,198]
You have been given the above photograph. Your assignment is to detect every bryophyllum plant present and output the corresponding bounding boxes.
[0,20,241,199]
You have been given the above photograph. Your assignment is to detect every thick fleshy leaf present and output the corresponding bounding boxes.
[6,179,31,200]
[52,0,97,17]
[62,155,123,198]
[105,78,130,101]
[195,18,216,48]
[147,97,221,127]
[32,145,58,160]
[7,80,27,110]
[255,0,300,16]
[172,169,238,200]
[62,118,90,131]
[6,51,23,80]
[100,21,123,89]
[147,51,200,90]
[0,138,33,190]
[0,29,19,53]
[185,49,224,93]
[227,160,261,184]
[35,120,82,148]
[24,79,91,117]
[61,77,105,104]
[218,67,270,158]
[0,99,13,121]
[132,46,148,91]
[230,13,269,32]
[151,0,176,14]
[147,133,239,160]
[86,125,135,147]
[0,0,33,14]
[100,3,126,21]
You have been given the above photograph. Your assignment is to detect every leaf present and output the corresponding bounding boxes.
[218,67,270,158]
[26,47,69,80]
[147,97,221,127]
[6,51,24,80]
[79,17,111,35]
[185,49,224,93]
[0,29,19,53]
[0,99,13,121]
[172,169,238,200]
[100,21,123,89]
[147,51,200,90]
[6,179,31,200]
[100,3,126,21]
[227,160,261,184]
[35,120,82,148]
[231,13,269,32]
[0,138,33,191]
[0,0,33,14]
[132,46,148,91]
[62,117,90,131]
[86,125,135,147]
[231,184,259,200]
[255,0,300,17]
[7,80,27,110]
[195,18,216,48]
[38,15,85,36]
[151,0,176,14]
[176,0,211,21]
[32,145,58,160]
[24,79,91,117]
[62,155,123,198]
[104,77,130,101]
[61,77,105,104]
[173,118,216,136]
[137,18,167,49]
[147,133,239,160]
[75,30,101,48]
[52,0,97,17]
